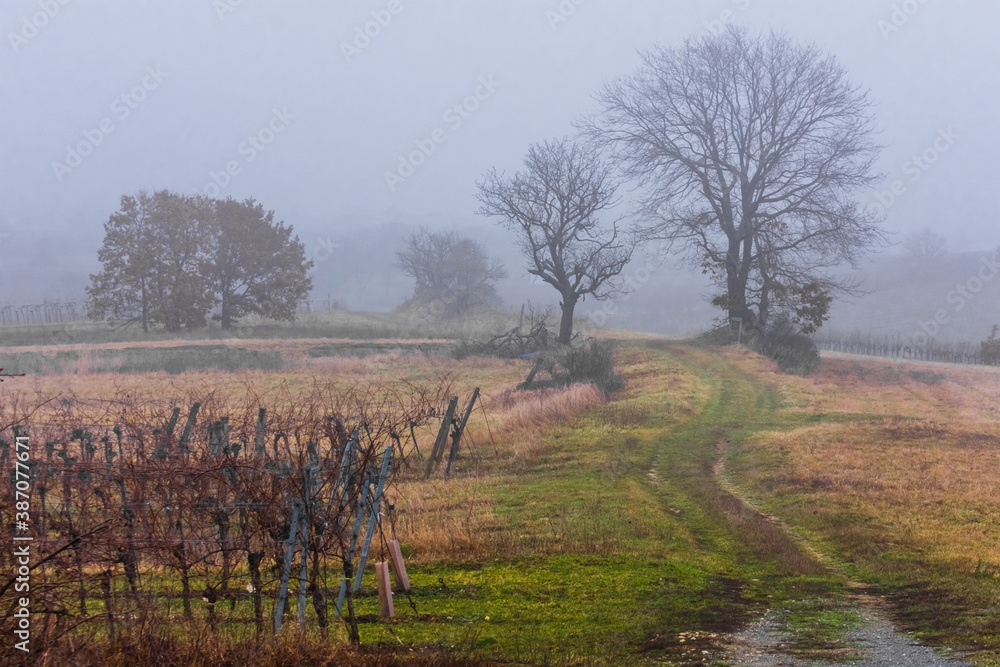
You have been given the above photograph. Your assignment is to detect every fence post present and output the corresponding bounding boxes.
[446,388,479,477]
[354,447,393,592]
[335,463,372,616]
[177,403,200,457]
[327,431,357,520]
[425,397,458,478]
[164,407,180,455]
[274,501,301,633]
[254,408,266,456]
[297,470,311,629]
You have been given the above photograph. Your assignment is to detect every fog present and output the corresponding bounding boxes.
[2,0,998,338]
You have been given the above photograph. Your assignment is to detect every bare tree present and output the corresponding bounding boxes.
[395,228,507,317]
[584,26,886,331]
[903,227,948,263]
[476,138,634,344]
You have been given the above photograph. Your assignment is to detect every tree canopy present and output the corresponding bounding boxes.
[395,228,506,318]
[207,197,313,329]
[585,26,886,332]
[476,138,634,344]
[87,191,312,331]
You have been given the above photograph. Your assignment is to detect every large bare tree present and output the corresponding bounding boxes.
[476,138,633,344]
[584,26,885,331]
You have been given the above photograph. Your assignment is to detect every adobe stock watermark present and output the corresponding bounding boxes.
[869,126,959,217]
[194,107,294,198]
[341,0,409,63]
[8,0,72,53]
[589,243,666,327]
[878,0,932,40]
[312,235,340,264]
[51,66,169,183]
[384,75,501,192]
[908,248,999,348]
[699,0,751,39]
[546,0,587,31]
[11,432,33,653]
[213,0,245,21]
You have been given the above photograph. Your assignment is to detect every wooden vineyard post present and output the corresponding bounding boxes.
[425,396,458,478]
[353,447,393,593]
[177,403,200,458]
[297,470,311,629]
[208,419,229,456]
[327,431,357,519]
[254,408,266,456]
[445,388,479,477]
[157,407,180,458]
[408,421,421,458]
[375,562,394,618]
[335,463,372,616]
[388,539,410,592]
[274,501,301,633]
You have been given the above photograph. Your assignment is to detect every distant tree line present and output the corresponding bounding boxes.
[87,190,312,332]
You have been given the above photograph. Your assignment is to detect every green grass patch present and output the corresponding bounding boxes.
[0,349,79,374]
[89,345,284,374]
[307,341,453,358]
[781,598,864,658]
[394,340,848,663]
[909,370,947,385]
[0,309,533,347]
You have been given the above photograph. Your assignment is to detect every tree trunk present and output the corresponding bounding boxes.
[141,281,149,333]
[725,240,754,328]
[758,287,771,330]
[558,294,578,345]
[221,288,231,329]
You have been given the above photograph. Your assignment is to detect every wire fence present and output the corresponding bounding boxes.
[815,329,987,365]
[0,302,89,326]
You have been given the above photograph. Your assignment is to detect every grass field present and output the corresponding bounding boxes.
[0,308,542,348]
[3,320,1000,665]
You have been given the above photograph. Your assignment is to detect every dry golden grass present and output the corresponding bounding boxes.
[394,383,608,563]
[724,347,1000,577]
[1,336,611,568]
[1,342,515,419]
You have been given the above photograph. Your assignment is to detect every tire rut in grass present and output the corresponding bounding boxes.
[711,392,973,666]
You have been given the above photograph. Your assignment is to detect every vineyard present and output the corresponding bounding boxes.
[0,379,460,662]
[814,329,986,364]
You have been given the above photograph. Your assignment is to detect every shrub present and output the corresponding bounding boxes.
[746,318,821,376]
[981,325,1000,365]
[518,337,623,395]
[695,318,821,376]
[558,338,623,393]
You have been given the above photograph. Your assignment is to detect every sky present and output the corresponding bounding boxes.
[2,0,998,315]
